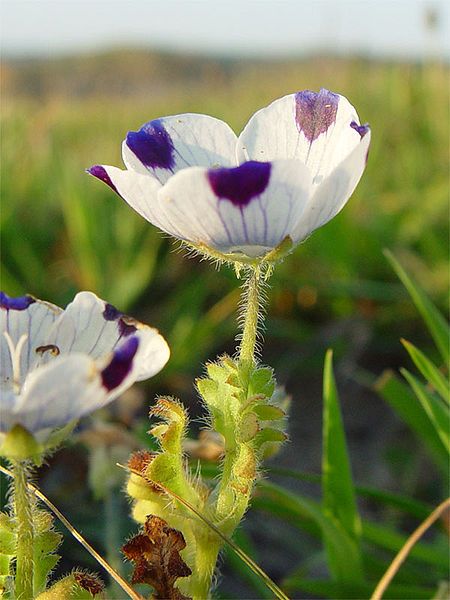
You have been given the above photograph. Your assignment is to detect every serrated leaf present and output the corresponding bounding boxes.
[253,404,285,420]
[254,428,287,447]
[401,339,449,404]
[385,250,449,364]
[248,366,275,398]
[322,350,363,584]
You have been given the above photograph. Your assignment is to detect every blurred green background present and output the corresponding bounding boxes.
[1,48,449,598]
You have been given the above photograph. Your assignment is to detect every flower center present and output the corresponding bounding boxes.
[3,331,28,394]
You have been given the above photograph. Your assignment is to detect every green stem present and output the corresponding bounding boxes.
[12,460,34,600]
[238,266,262,369]
[188,535,221,600]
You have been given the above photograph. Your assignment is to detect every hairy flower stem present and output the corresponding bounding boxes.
[239,266,262,374]
[11,460,34,600]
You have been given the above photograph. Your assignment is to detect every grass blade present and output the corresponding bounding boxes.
[322,350,363,583]
[384,250,449,364]
[257,481,364,585]
[371,497,450,599]
[401,339,449,404]
[375,370,448,476]
[400,368,450,454]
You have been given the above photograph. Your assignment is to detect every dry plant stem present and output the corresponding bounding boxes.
[11,460,34,600]
[371,497,450,600]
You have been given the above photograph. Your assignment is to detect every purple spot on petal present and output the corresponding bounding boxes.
[126,119,175,171]
[0,292,35,311]
[103,303,138,337]
[103,302,121,321]
[87,165,119,194]
[295,88,339,142]
[118,319,137,337]
[101,336,139,391]
[208,161,271,207]
[350,121,370,138]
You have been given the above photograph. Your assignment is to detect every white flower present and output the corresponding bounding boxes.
[0,291,170,441]
[89,88,370,262]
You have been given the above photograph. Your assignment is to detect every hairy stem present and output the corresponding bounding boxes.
[238,266,262,370]
[12,460,34,600]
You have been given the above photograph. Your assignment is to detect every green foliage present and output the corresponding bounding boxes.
[0,508,62,599]
[384,250,449,365]
[197,356,286,534]
[377,254,449,480]
[322,350,363,585]
[375,371,449,476]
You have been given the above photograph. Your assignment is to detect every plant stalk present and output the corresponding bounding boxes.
[238,266,262,370]
[12,460,34,600]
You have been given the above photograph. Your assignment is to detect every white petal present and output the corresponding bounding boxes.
[11,354,108,434]
[291,130,371,243]
[128,326,170,382]
[88,164,165,229]
[156,159,313,256]
[122,114,237,184]
[238,89,363,182]
[1,295,62,389]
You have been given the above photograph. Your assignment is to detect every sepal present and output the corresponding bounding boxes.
[36,571,104,599]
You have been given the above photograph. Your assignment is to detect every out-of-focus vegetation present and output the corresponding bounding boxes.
[1,50,448,598]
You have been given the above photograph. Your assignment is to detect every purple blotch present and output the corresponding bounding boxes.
[101,336,139,391]
[0,292,35,311]
[87,165,119,194]
[350,121,370,138]
[208,161,272,207]
[103,303,137,337]
[103,302,122,321]
[295,88,339,142]
[126,119,175,171]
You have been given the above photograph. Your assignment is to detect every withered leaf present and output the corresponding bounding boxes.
[122,515,192,600]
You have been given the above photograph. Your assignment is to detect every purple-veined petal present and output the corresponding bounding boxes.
[1,294,62,390]
[291,129,371,243]
[41,292,169,383]
[43,292,139,360]
[156,159,313,257]
[122,113,237,184]
[238,89,362,183]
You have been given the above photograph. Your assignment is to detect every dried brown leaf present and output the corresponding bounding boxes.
[122,515,192,600]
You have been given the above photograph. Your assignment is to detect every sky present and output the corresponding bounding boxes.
[1,0,449,60]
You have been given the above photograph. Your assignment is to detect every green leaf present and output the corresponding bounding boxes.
[384,250,449,364]
[400,368,450,454]
[252,404,285,420]
[283,577,434,600]
[256,481,363,585]
[401,339,449,404]
[362,521,448,570]
[375,370,448,476]
[322,350,363,583]
[266,466,432,520]
[256,482,448,571]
